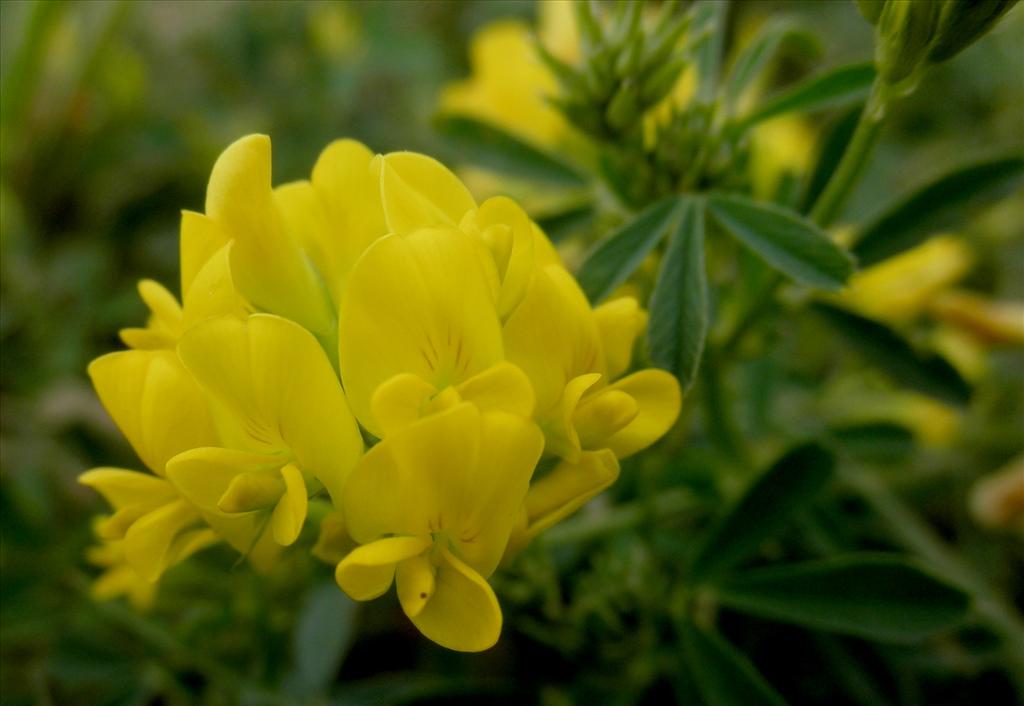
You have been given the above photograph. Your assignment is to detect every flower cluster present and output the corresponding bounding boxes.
[82,134,681,650]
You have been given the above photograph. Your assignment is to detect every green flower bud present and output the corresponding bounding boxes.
[928,0,1020,63]
[855,0,887,25]
[876,0,941,84]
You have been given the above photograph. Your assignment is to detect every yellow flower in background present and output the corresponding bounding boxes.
[83,133,683,652]
[747,115,816,200]
[336,404,544,652]
[440,1,579,150]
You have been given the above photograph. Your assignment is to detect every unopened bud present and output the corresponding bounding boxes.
[876,0,941,84]
[928,0,1020,63]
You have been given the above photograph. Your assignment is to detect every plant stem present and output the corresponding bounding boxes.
[809,81,887,228]
[542,488,704,547]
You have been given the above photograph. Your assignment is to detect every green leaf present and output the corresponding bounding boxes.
[647,198,707,392]
[811,303,972,406]
[735,62,876,132]
[690,442,836,583]
[852,155,1024,267]
[433,113,587,187]
[286,581,357,698]
[707,193,855,290]
[716,554,971,643]
[723,20,819,112]
[681,622,789,706]
[830,422,915,463]
[800,104,863,213]
[578,196,681,303]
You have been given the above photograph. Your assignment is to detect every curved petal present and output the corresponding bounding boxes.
[593,297,646,380]
[311,139,388,298]
[455,361,535,420]
[138,280,183,335]
[204,134,334,337]
[378,151,477,235]
[407,545,502,653]
[178,314,362,502]
[182,242,249,329]
[338,229,503,436]
[343,403,481,543]
[452,411,543,576]
[543,372,601,462]
[502,265,603,414]
[335,535,431,601]
[123,498,200,582]
[270,462,308,546]
[524,449,620,540]
[465,196,535,319]
[165,446,283,511]
[396,552,437,618]
[180,210,230,296]
[603,369,681,459]
[79,468,177,510]
[88,350,217,475]
[573,388,638,450]
[370,373,437,438]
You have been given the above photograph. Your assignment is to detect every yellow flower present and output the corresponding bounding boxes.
[503,265,681,542]
[79,350,222,582]
[747,115,816,200]
[841,236,974,324]
[440,0,579,150]
[168,314,364,547]
[335,403,544,652]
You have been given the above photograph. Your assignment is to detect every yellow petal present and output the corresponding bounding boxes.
[91,562,156,610]
[138,280,184,334]
[180,210,230,296]
[182,242,249,329]
[119,327,176,350]
[335,535,431,601]
[573,388,639,450]
[370,373,438,438]
[407,545,502,653]
[455,361,535,419]
[544,372,602,462]
[593,297,647,380]
[164,527,219,567]
[311,139,388,299]
[503,265,603,414]
[396,552,437,618]
[343,403,482,543]
[312,510,355,565]
[88,351,217,475]
[271,462,308,546]
[452,410,543,576]
[603,369,681,459]
[531,222,562,267]
[79,468,178,510]
[524,449,620,539]
[378,151,477,235]
[123,498,200,582]
[930,289,1024,346]
[204,134,334,338]
[338,229,503,436]
[177,314,362,502]
[464,196,536,319]
[167,447,284,511]
[219,472,286,514]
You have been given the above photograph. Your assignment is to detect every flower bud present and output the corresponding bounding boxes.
[928,0,1020,63]
[875,0,941,84]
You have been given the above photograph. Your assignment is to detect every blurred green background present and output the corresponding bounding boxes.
[1,2,1021,705]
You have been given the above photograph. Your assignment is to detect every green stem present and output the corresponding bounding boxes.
[542,488,703,547]
[809,81,887,228]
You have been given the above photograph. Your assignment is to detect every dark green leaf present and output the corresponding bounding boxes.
[724,20,819,111]
[852,155,1024,267]
[648,198,707,391]
[693,1,729,104]
[735,62,876,132]
[812,303,972,405]
[800,104,864,213]
[681,622,789,706]
[287,581,357,698]
[716,554,971,642]
[433,113,587,187]
[578,196,681,303]
[831,422,915,463]
[707,193,855,289]
[690,442,836,583]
